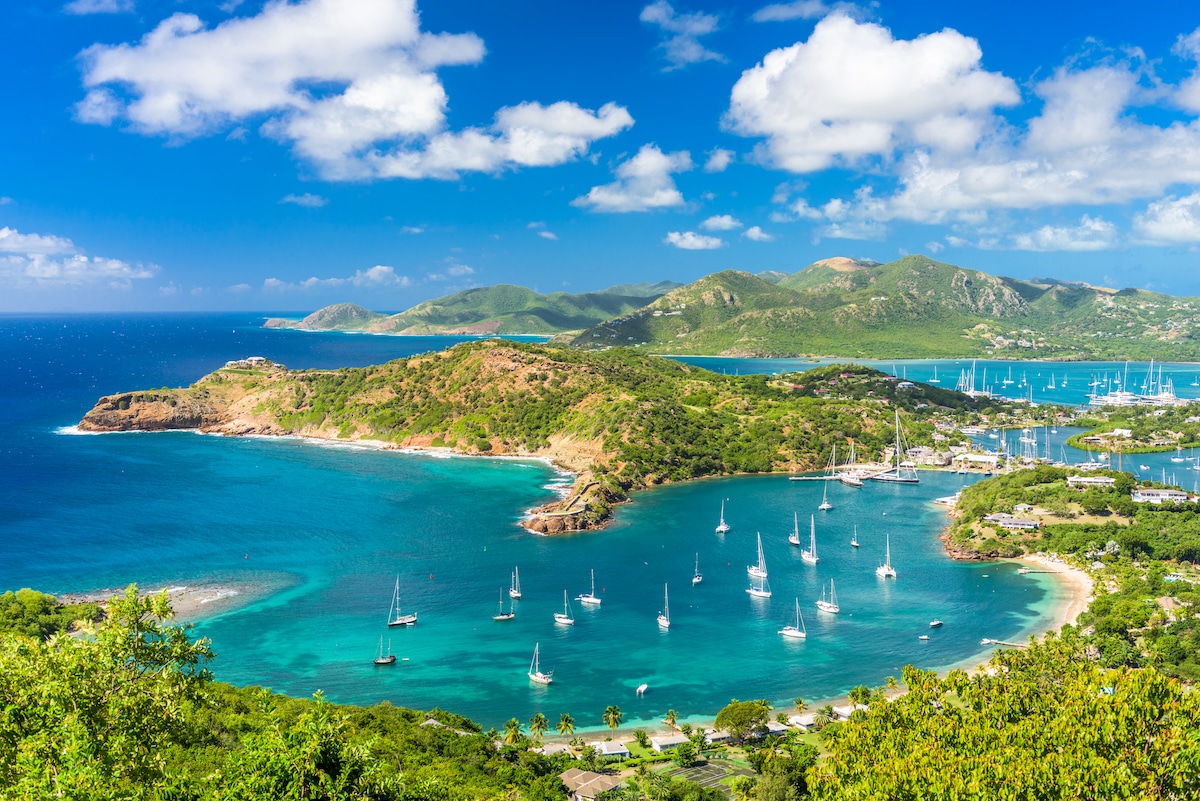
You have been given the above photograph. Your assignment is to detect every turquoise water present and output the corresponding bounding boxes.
[1,315,1072,730]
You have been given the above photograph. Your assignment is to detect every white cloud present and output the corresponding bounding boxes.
[228,282,252,293]
[925,240,944,253]
[700,214,742,230]
[64,0,134,14]
[77,0,632,180]
[573,144,692,213]
[704,148,734,172]
[1009,215,1117,251]
[725,14,1020,172]
[399,225,425,234]
[664,230,725,249]
[1135,193,1200,243]
[263,264,411,290]
[445,263,474,276]
[537,231,559,240]
[743,225,775,242]
[0,197,12,205]
[751,1,832,22]
[0,226,157,288]
[640,1,725,70]
[280,192,328,207]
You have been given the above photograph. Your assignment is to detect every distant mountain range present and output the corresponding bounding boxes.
[266,256,1200,359]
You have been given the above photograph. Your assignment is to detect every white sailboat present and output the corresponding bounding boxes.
[493,588,516,621]
[850,524,860,548]
[870,410,919,484]
[692,553,703,585]
[386,576,418,627]
[748,533,768,578]
[746,573,772,598]
[779,598,807,639]
[875,532,897,578]
[509,566,522,600]
[929,365,940,384]
[818,481,832,511]
[373,635,396,665]
[838,439,864,487]
[554,590,575,625]
[528,643,553,685]
[576,569,602,606]
[716,499,730,534]
[801,516,818,565]
[788,512,801,546]
[657,584,671,629]
[816,579,840,613]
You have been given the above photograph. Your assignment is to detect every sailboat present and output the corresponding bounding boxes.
[1047,373,1057,390]
[386,576,418,627]
[748,533,768,578]
[839,440,864,487]
[576,569,602,606]
[818,481,832,511]
[373,635,396,665]
[554,590,575,625]
[493,588,516,621]
[928,365,940,384]
[875,532,897,578]
[657,584,671,629]
[1172,445,1186,463]
[509,567,522,599]
[692,553,703,585]
[715,499,730,534]
[871,410,919,484]
[528,643,553,685]
[788,512,801,546]
[850,524,860,548]
[779,598,807,639]
[801,516,818,565]
[816,579,840,613]
[746,573,771,598]
[1002,367,1014,386]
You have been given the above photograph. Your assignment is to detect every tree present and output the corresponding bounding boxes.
[603,705,623,731]
[664,709,679,728]
[674,739,697,768]
[731,776,758,801]
[846,685,871,706]
[812,705,835,729]
[556,712,576,736]
[634,728,650,748]
[578,745,601,771]
[529,712,549,742]
[714,699,770,742]
[503,717,524,745]
[793,697,807,713]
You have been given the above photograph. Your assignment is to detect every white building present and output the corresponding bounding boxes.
[1132,488,1190,504]
[1067,475,1116,488]
[649,733,690,752]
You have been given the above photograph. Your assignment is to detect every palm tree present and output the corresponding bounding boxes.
[847,685,871,705]
[556,712,575,736]
[529,712,549,742]
[603,704,623,731]
[885,675,899,692]
[503,717,523,745]
[813,704,835,729]
[664,709,679,729]
[731,776,757,801]
[794,696,807,713]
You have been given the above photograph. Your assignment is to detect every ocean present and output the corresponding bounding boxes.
[0,313,1137,730]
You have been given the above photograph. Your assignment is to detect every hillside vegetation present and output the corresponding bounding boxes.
[264,282,678,336]
[571,255,1200,359]
[79,342,993,533]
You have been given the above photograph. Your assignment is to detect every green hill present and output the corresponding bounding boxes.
[573,255,1200,359]
[263,283,676,335]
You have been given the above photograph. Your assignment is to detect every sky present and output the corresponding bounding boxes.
[3,0,1200,312]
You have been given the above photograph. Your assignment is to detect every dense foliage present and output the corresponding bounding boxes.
[0,588,99,640]
[809,630,1200,800]
[0,588,571,800]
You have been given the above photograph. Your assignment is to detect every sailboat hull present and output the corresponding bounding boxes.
[374,655,396,665]
[779,627,806,639]
[554,614,574,625]
[388,613,418,627]
[815,601,839,613]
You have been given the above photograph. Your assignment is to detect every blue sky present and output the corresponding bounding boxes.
[3,0,1200,312]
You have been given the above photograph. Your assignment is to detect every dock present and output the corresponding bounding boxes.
[980,638,1027,648]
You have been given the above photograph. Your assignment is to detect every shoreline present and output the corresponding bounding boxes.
[58,580,266,623]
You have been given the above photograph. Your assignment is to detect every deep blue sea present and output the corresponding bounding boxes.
[3,313,1162,730]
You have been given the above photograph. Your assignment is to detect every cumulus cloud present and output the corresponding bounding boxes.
[704,148,734,172]
[399,225,424,234]
[726,15,1019,173]
[664,230,725,249]
[64,0,134,14]
[538,231,559,240]
[263,264,410,290]
[640,1,725,70]
[1009,215,1117,251]
[0,226,157,288]
[0,197,13,205]
[743,225,775,242]
[700,214,742,230]
[751,1,833,22]
[445,263,474,276]
[1134,194,1200,243]
[280,192,328,207]
[76,0,632,180]
[573,144,692,213]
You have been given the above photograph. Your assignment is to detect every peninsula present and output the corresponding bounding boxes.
[78,341,992,533]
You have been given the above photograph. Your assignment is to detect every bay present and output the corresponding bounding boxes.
[0,314,1085,730]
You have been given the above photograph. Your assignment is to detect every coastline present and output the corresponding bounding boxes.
[58,577,284,624]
